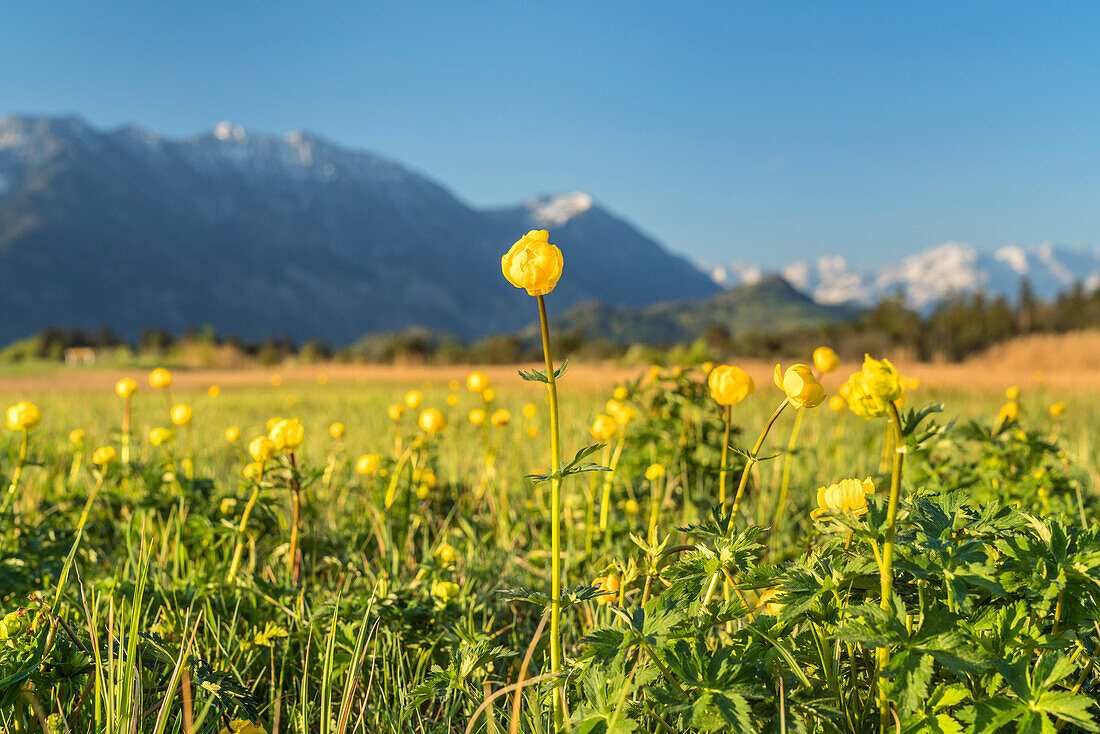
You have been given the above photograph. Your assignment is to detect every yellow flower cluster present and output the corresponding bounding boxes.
[841,355,903,419]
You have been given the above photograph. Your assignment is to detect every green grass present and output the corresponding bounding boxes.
[1,369,1097,733]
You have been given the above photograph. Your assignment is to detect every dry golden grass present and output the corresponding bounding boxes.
[4,329,1100,395]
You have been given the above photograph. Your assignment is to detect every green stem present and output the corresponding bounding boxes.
[877,401,905,730]
[227,464,264,584]
[537,295,565,732]
[772,406,805,539]
[3,429,29,513]
[121,398,132,465]
[599,432,626,532]
[702,399,788,609]
[717,405,732,511]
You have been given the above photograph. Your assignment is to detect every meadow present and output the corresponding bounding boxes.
[2,347,1098,734]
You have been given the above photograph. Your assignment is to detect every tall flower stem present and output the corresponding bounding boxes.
[877,401,905,728]
[599,432,626,532]
[537,294,565,731]
[772,406,805,540]
[287,452,303,586]
[121,397,132,465]
[227,463,264,584]
[702,399,788,608]
[3,429,29,513]
[717,405,732,511]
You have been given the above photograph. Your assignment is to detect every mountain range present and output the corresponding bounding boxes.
[0,115,718,346]
[706,242,1100,311]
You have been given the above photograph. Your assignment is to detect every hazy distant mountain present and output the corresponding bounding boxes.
[0,114,719,345]
[523,276,859,347]
[706,242,1100,310]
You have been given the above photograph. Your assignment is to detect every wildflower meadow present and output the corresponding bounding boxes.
[2,229,1099,733]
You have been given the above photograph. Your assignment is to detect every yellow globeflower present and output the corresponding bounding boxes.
[1050,401,1067,418]
[490,409,511,427]
[388,404,405,422]
[701,361,715,375]
[115,378,137,399]
[482,388,496,403]
[270,374,282,387]
[522,402,537,419]
[467,371,489,393]
[208,385,221,398]
[774,364,826,408]
[859,355,902,402]
[611,403,637,426]
[329,422,345,440]
[6,402,41,431]
[812,346,840,374]
[242,462,263,479]
[526,425,538,438]
[148,368,172,389]
[590,414,618,441]
[404,390,423,409]
[446,393,458,406]
[92,446,118,466]
[645,463,666,481]
[268,418,304,451]
[218,720,267,734]
[249,436,277,462]
[707,365,755,406]
[436,543,458,565]
[355,454,380,475]
[225,426,241,443]
[170,404,193,426]
[997,401,1020,426]
[624,499,640,515]
[448,379,460,392]
[419,408,446,435]
[612,386,628,402]
[812,477,875,518]
[149,427,173,446]
[1006,385,1020,400]
[592,573,621,605]
[828,395,847,413]
[501,229,564,296]
[904,376,921,391]
[469,409,487,426]
[431,580,461,604]
[69,429,86,445]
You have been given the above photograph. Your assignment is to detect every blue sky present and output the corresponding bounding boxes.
[3,1,1100,268]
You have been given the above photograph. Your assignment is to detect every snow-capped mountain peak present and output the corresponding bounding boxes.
[527,192,594,226]
[706,241,1100,311]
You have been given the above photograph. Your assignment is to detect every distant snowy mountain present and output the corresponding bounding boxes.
[0,114,719,345]
[705,242,1100,310]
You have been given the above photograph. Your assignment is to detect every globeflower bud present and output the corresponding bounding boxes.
[69,429,86,445]
[828,395,847,413]
[419,408,446,435]
[268,418,304,451]
[774,364,826,408]
[388,404,404,422]
[355,454,380,475]
[170,404,193,426]
[592,573,621,605]
[148,368,172,389]
[589,414,618,441]
[115,378,137,399]
[469,409,487,427]
[149,427,173,446]
[522,403,537,419]
[92,446,118,466]
[708,365,755,407]
[1050,401,1066,418]
[645,463,665,481]
[6,401,41,431]
[404,390,423,409]
[490,409,510,427]
[431,580,461,604]
[436,543,458,565]
[225,426,241,443]
[466,371,489,393]
[329,422,345,440]
[997,401,1020,427]
[812,477,874,519]
[501,229,564,296]
[249,436,277,462]
[812,346,840,374]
